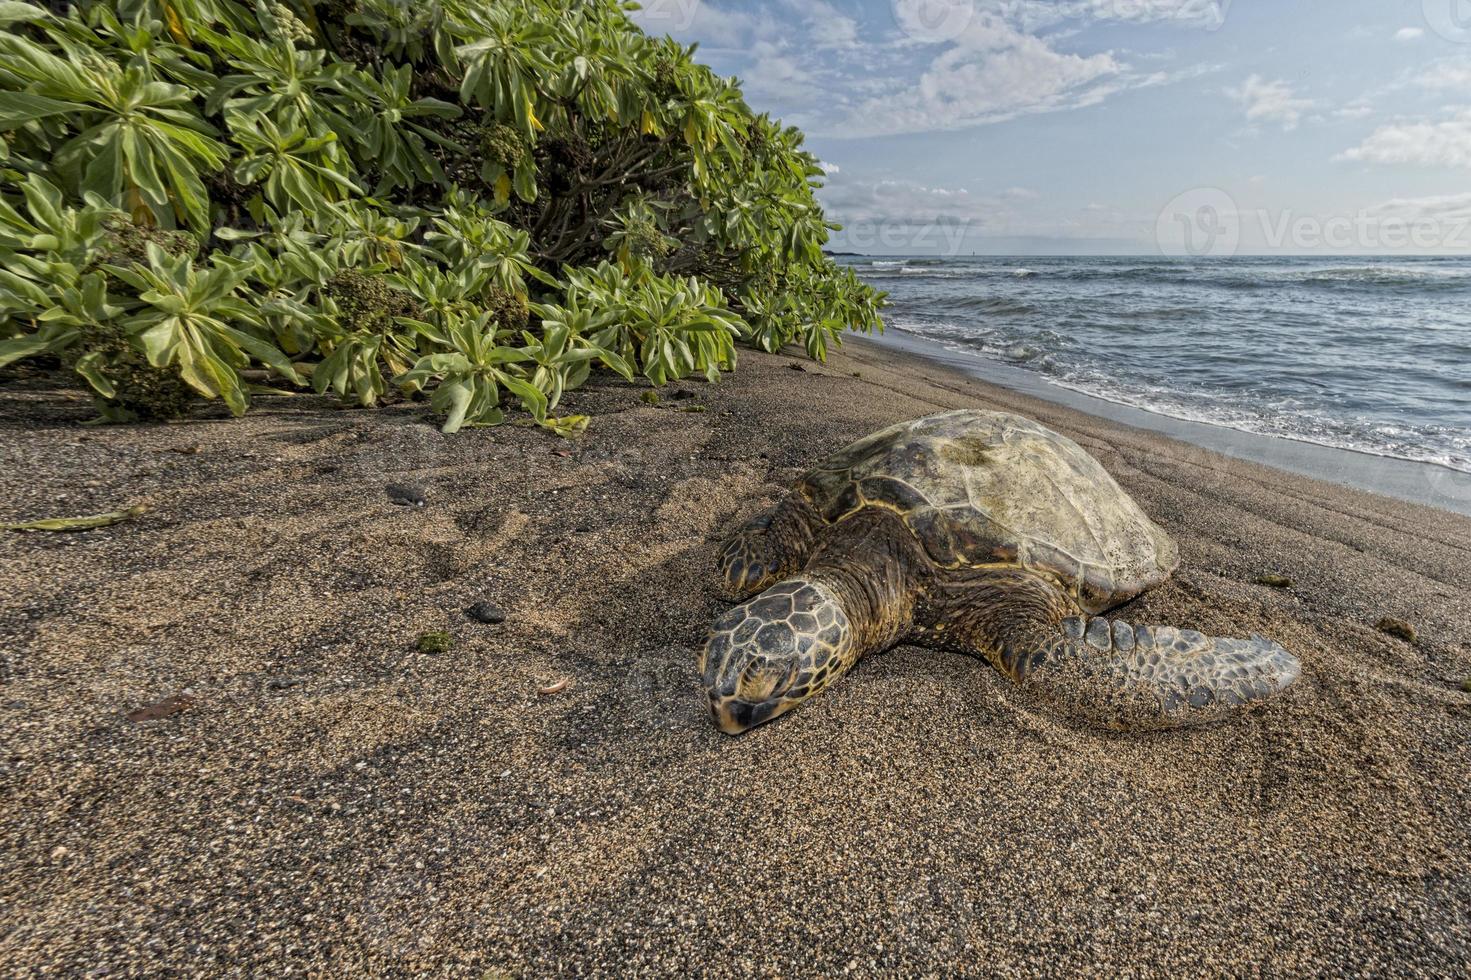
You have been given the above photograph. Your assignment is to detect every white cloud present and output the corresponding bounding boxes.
[819,167,1165,248]
[816,170,1148,244]
[1364,191,1471,223]
[1413,59,1471,90]
[1358,193,1471,248]
[1333,101,1374,120]
[1006,0,1232,32]
[1339,110,1471,169]
[805,1,860,50]
[1394,27,1425,41]
[738,41,824,107]
[1227,74,1313,131]
[638,0,1233,139]
[629,3,774,48]
[836,12,1129,136]
[817,173,994,226]
[629,0,854,50]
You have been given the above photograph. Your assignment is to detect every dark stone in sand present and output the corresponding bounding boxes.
[386,483,427,507]
[671,389,696,400]
[467,602,507,624]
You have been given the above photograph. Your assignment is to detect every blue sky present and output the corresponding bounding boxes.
[632,0,1471,254]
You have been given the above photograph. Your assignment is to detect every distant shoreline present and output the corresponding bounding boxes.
[853,331,1471,517]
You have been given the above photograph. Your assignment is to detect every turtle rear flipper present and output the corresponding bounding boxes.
[1014,617,1302,730]
[927,573,1302,731]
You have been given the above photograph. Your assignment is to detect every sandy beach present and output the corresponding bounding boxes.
[2,337,1469,975]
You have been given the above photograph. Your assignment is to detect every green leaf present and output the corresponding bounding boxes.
[0,333,58,367]
[0,92,87,126]
[0,1,48,26]
[540,415,589,438]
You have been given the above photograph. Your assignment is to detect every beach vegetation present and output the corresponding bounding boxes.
[0,0,883,430]
[416,630,455,655]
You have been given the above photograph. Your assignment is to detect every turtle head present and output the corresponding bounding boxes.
[699,579,854,735]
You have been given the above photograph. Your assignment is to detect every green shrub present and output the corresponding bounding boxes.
[0,0,885,427]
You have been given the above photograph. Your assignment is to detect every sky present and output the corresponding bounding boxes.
[630,0,1471,255]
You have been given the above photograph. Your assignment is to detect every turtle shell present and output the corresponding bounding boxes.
[797,410,1179,613]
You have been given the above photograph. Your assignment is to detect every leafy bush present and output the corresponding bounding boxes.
[0,0,885,431]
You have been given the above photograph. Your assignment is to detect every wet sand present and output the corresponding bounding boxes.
[2,338,1469,974]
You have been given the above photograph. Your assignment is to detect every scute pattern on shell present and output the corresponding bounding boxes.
[797,410,1179,613]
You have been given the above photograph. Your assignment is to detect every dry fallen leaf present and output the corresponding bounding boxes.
[3,503,148,533]
[125,694,193,723]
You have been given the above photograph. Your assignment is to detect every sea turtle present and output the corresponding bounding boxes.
[701,410,1301,734]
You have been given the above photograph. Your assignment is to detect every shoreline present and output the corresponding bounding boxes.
[2,349,1468,973]
[862,329,1471,517]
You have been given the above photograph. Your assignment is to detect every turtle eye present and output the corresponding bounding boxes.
[737,658,795,702]
[737,660,771,699]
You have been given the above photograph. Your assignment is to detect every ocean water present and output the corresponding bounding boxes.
[844,255,1471,474]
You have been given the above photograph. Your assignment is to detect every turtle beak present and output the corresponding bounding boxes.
[705,656,800,735]
[709,695,783,735]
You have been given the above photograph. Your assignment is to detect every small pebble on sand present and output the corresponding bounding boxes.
[467,602,507,624]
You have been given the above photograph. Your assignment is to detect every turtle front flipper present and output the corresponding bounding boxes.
[924,572,1301,731]
[717,496,822,598]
